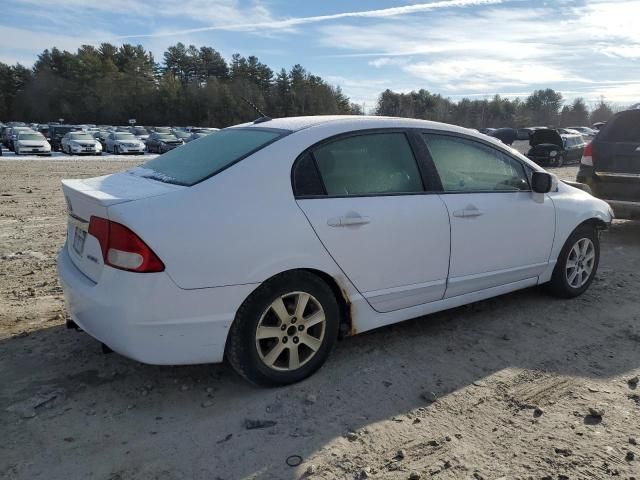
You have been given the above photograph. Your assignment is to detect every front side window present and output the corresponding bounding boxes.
[312,132,423,196]
[423,134,529,192]
[132,128,284,186]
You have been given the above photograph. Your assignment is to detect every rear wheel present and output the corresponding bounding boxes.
[547,225,599,298]
[226,271,340,387]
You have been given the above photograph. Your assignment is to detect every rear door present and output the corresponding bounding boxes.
[294,130,451,313]
[421,132,556,298]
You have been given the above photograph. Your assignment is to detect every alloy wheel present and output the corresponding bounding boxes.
[565,237,595,288]
[255,291,326,371]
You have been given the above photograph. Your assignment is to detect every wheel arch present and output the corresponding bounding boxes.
[226,267,354,352]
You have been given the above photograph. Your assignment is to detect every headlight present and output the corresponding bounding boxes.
[95,143,102,150]
[549,150,557,157]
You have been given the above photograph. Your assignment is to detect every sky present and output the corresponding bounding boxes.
[1,0,638,111]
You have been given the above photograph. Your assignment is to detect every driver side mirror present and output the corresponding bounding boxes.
[532,172,553,193]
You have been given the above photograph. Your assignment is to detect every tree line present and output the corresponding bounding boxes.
[375,88,616,128]
[0,42,618,128]
[0,42,358,127]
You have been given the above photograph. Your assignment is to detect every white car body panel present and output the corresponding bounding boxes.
[57,116,613,365]
[298,195,450,312]
[438,191,555,297]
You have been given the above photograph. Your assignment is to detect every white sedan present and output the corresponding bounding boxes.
[58,116,613,386]
[105,132,146,155]
[14,131,52,156]
[61,132,102,155]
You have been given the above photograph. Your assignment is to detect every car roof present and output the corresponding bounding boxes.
[232,115,480,136]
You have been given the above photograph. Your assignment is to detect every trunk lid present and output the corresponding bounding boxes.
[61,172,183,282]
[530,129,563,148]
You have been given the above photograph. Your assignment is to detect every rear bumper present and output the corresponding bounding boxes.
[57,247,257,365]
[577,166,640,218]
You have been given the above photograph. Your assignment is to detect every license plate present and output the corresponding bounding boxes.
[72,227,86,255]
[84,147,93,152]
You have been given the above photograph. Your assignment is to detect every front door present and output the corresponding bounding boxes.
[294,131,451,312]
[421,133,556,298]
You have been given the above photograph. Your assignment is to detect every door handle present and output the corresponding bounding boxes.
[452,207,483,218]
[327,214,371,227]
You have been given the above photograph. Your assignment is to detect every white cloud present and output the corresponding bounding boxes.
[118,0,506,38]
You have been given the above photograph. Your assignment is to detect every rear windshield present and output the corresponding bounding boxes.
[131,128,284,186]
[115,133,136,140]
[600,111,640,143]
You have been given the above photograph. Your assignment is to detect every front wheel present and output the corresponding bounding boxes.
[547,225,600,298]
[226,271,340,387]
[551,154,564,167]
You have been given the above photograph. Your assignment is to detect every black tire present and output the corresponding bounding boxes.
[549,154,563,167]
[226,271,340,387]
[547,224,600,298]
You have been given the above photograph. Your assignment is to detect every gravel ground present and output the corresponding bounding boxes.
[1,157,639,480]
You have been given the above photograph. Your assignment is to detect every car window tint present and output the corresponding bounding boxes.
[602,112,640,142]
[313,133,423,196]
[134,128,283,186]
[423,134,530,192]
[293,152,325,197]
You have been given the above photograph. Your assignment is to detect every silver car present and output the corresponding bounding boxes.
[106,132,146,155]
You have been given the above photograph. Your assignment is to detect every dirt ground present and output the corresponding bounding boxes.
[1,158,639,480]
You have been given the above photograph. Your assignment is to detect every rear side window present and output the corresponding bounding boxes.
[311,133,423,196]
[600,111,640,143]
[133,129,283,186]
[423,134,530,192]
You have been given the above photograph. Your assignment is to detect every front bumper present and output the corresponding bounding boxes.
[57,247,257,365]
[117,145,145,154]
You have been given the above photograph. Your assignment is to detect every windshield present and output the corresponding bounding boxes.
[131,128,284,186]
[115,133,136,140]
[133,128,149,135]
[18,134,44,141]
[68,133,93,140]
[157,134,178,140]
[173,130,190,138]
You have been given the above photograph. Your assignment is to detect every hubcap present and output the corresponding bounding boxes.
[565,238,595,288]
[255,291,326,371]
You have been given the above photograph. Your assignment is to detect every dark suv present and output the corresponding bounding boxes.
[49,124,81,151]
[577,109,640,219]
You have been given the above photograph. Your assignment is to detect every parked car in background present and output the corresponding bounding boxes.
[592,122,606,131]
[526,129,585,167]
[171,129,192,142]
[489,128,517,145]
[106,132,146,155]
[185,129,217,143]
[7,126,35,151]
[37,125,50,140]
[14,131,52,156]
[567,126,597,138]
[478,128,496,135]
[49,125,82,151]
[58,115,612,386]
[577,109,640,219]
[92,130,110,150]
[130,126,150,142]
[145,132,183,153]
[152,126,172,134]
[516,128,534,141]
[61,131,102,155]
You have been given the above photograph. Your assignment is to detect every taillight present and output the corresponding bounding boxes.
[581,142,593,166]
[88,216,164,273]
